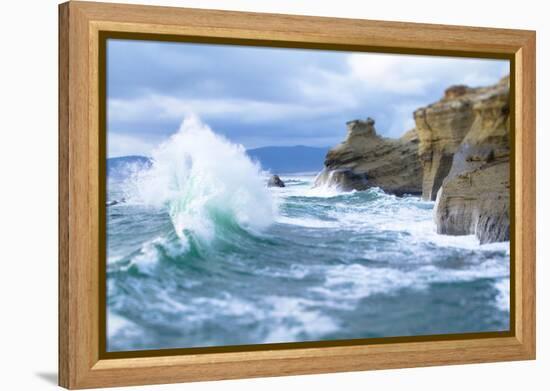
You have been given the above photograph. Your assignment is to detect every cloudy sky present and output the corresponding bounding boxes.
[107,39,509,158]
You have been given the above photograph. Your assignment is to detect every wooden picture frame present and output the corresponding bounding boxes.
[59,1,536,389]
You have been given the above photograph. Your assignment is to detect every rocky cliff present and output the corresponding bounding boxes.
[316,75,510,244]
[428,76,510,243]
[314,118,423,196]
[414,85,478,201]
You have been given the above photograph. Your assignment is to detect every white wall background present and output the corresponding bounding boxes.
[0,0,546,389]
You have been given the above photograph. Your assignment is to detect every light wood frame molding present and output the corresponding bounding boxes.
[59,1,536,389]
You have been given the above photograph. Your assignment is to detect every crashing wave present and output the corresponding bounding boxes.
[126,115,277,253]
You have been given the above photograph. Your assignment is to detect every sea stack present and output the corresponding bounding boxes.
[416,76,510,243]
[314,117,422,196]
[267,174,285,187]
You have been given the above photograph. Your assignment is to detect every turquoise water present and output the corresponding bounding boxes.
[107,172,510,352]
[106,120,509,352]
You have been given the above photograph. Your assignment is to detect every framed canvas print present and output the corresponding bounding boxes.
[58,1,536,389]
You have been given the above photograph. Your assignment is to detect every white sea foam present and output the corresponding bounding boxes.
[311,264,421,303]
[313,188,511,252]
[150,294,339,343]
[271,172,354,198]
[107,311,139,339]
[193,295,258,318]
[106,254,124,265]
[128,115,277,246]
[298,183,356,198]
[493,278,510,312]
[276,215,338,228]
[261,296,339,343]
[128,236,185,272]
[311,260,509,304]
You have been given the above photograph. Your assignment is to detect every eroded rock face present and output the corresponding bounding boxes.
[414,85,477,201]
[315,76,510,244]
[314,118,422,195]
[431,76,510,243]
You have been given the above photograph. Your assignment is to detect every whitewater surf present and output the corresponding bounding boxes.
[106,117,510,352]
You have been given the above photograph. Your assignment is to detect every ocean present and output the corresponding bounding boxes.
[106,118,510,352]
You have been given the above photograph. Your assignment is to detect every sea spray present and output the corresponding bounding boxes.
[127,115,277,250]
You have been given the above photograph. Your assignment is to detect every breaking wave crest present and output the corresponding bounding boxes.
[121,116,276,262]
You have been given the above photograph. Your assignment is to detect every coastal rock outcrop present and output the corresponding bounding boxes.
[314,118,423,195]
[316,76,510,243]
[267,174,285,187]
[429,76,510,243]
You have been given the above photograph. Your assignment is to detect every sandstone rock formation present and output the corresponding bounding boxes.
[414,86,478,201]
[314,118,422,195]
[429,76,510,243]
[316,76,510,244]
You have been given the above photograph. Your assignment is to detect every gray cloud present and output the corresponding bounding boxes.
[107,39,509,157]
